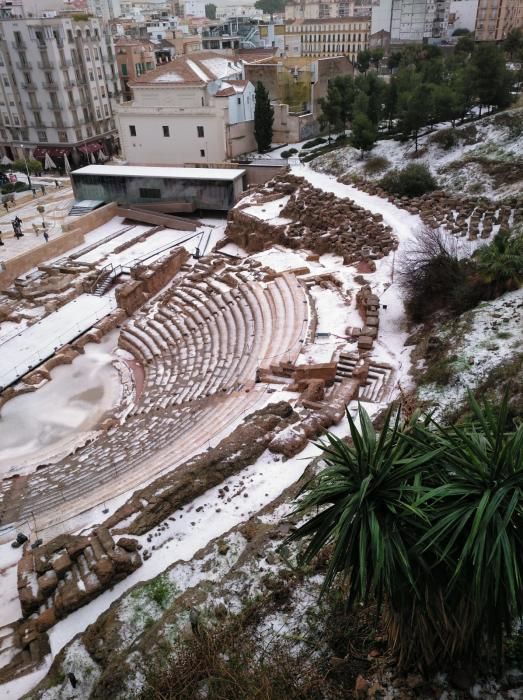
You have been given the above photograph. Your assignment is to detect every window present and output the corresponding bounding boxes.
[237,97,241,104]
[75,127,82,140]
[34,112,42,125]
[37,129,47,142]
[67,29,73,43]
[23,72,31,84]
[58,130,68,142]
[139,187,161,199]
[101,86,106,97]
[96,107,101,119]
[200,149,205,157]
[121,63,128,76]
[104,103,109,116]
[162,125,170,137]
[89,71,94,81]
[2,76,8,87]
[129,124,136,136]
[197,125,204,137]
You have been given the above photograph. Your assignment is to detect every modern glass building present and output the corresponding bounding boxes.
[71,165,247,212]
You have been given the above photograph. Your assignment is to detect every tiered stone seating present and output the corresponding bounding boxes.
[1,270,309,535]
[119,271,308,407]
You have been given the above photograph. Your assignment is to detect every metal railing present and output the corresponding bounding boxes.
[0,299,116,390]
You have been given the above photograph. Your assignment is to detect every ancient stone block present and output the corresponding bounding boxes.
[37,570,58,596]
[51,552,72,578]
[358,336,374,351]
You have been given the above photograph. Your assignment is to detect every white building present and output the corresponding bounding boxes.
[184,0,205,15]
[146,16,178,39]
[87,0,123,22]
[0,14,120,164]
[116,51,256,164]
[447,0,478,35]
[371,0,450,41]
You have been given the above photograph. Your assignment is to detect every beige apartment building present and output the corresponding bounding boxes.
[286,17,370,60]
[475,0,523,40]
[0,14,120,166]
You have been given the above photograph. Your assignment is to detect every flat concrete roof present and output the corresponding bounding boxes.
[72,165,246,181]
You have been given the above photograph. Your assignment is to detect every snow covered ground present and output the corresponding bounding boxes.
[313,108,523,200]
[0,332,125,478]
[0,294,116,389]
[418,287,523,414]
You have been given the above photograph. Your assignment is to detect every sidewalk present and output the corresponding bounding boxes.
[0,184,74,264]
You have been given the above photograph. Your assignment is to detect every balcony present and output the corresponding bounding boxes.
[47,102,62,110]
[37,61,53,70]
[15,62,32,70]
[12,41,27,50]
[60,58,72,68]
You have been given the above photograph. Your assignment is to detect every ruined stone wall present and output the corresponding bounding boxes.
[0,228,85,289]
[116,247,189,316]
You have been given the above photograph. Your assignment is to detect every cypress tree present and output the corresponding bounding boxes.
[254,81,274,153]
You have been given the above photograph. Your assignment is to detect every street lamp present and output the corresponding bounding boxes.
[19,144,31,190]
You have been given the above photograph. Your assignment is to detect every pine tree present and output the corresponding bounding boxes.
[351,112,377,157]
[254,81,274,153]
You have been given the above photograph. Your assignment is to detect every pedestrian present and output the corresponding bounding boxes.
[43,229,49,243]
[54,179,60,189]
[12,220,19,238]
[40,184,45,195]
[32,187,36,198]
[14,216,21,227]
[3,200,8,212]
[16,221,23,237]
[0,232,4,246]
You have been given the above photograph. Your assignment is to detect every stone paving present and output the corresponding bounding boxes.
[0,181,74,261]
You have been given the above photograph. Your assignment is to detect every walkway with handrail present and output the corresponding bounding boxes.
[0,293,116,390]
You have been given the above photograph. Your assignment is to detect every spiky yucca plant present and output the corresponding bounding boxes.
[288,395,523,671]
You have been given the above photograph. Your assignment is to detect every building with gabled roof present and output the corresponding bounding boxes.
[115,51,256,165]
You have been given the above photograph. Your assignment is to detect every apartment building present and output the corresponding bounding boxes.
[286,0,372,21]
[475,0,523,40]
[371,0,451,42]
[286,16,371,60]
[115,51,256,164]
[0,15,120,166]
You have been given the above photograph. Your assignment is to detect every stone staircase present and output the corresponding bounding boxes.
[336,352,394,403]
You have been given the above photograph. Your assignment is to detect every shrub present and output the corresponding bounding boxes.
[288,394,523,672]
[364,156,390,176]
[380,163,437,197]
[13,181,29,191]
[302,137,327,149]
[280,148,298,158]
[1,183,14,194]
[397,226,480,322]
[429,128,459,150]
[474,229,523,295]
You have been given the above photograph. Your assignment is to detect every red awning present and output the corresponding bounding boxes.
[78,142,102,154]
[33,147,72,158]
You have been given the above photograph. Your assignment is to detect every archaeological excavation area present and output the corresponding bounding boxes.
[2,156,518,697]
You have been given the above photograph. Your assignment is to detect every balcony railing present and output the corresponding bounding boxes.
[37,61,53,70]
